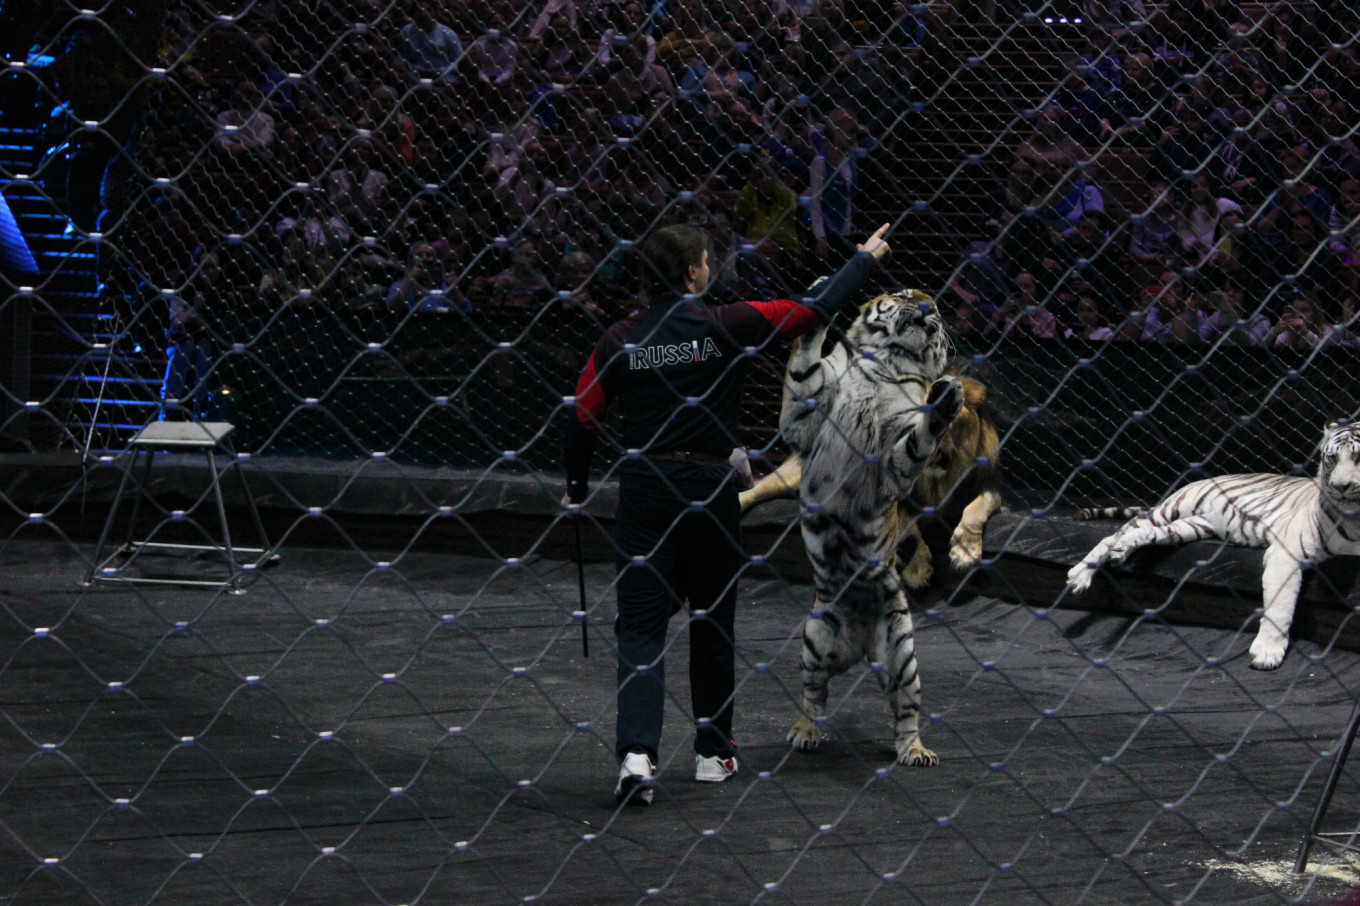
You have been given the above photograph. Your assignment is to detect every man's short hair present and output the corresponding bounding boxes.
[643,224,709,293]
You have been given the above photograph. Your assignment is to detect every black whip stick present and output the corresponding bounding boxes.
[574,516,589,658]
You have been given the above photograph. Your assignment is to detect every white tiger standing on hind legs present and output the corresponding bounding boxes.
[1066,421,1360,670]
[780,284,963,766]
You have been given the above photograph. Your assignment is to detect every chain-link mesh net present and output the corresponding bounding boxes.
[6,0,1360,902]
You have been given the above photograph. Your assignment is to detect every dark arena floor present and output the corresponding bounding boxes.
[6,495,1360,905]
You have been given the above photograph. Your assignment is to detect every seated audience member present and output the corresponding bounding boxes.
[397,2,464,83]
[334,258,388,310]
[1282,210,1333,292]
[1064,66,1110,149]
[1210,205,1247,281]
[1278,144,1336,228]
[1149,4,1199,86]
[654,2,718,75]
[1312,97,1360,193]
[276,193,351,274]
[1048,174,1106,236]
[259,229,326,309]
[1055,213,1130,317]
[555,249,609,318]
[989,271,1057,339]
[1264,293,1326,350]
[1198,286,1270,346]
[877,2,928,46]
[495,140,557,233]
[468,11,519,86]
[387,241,469,313]
[1080,28,1123,99]
[602,34,675,134]
[595,1,656,78]
[533,9,590,85]
[1135,270,1202,343]
[1015,103,1085,176]
[1100,51,1161,147]
[1323,295,1360,349]
[1328,177,1360,283]
[529,0,578,40]
[944,297,984,343]
[995,156,1036,226]
[1177,173,1241,266]
[942,239,1009,321]
[161,249,220,419]
[489,239,553,310]
[807,108,863,262]
[607,155,673,239]
[1129,179,1181,268]
[1150,106,1216,185]
[1064,290,1117,341]
[214,79,276,164]
[325,138,391,233]
[733,154,804,276]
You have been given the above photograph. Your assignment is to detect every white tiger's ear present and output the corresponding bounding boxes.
[1323,420,1349,447]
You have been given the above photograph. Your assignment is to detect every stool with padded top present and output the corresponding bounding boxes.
[83,421,275,593]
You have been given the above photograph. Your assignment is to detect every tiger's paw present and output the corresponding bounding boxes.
[926,377,964,426]
[787,713,824,751]
[1248,635,1287,670]
[1066,562,1096,594]
[949,526,983,571]
[897,738,938,767]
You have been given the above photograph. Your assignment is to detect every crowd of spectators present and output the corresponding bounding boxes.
[940,0,1360,350]
[27,0,1360,362]
[41,0,935,352]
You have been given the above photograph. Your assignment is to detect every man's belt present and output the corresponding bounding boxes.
[640,450,732,466]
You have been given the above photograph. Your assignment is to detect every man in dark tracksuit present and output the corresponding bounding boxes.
[563,222,893,805]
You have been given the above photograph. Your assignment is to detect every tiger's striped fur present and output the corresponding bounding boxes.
[780,288,963,765]
[1066,421,1360,669]
[741,374,1001,591]
[1073,506,1144,522]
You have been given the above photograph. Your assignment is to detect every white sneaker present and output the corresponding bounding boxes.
[614,751,656,806]
[695,754,738,783]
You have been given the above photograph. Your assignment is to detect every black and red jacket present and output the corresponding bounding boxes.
[564,252,879,501]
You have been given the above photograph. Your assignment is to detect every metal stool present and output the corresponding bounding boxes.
[1295,698,1360,872]
[83,421,274,593]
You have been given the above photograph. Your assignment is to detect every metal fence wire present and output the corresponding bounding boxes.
[6,0,1360,902]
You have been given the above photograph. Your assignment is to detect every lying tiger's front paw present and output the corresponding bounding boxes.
[1249,634,1287,670]
[1066,562,1096,594]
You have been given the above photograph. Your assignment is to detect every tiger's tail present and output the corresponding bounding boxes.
[1073,506,1146,522]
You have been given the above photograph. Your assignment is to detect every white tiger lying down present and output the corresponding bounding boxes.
[1066,421,1360,670]
[781,288,962,765]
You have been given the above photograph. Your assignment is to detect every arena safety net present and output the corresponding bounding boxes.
[5,0,1360,903]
